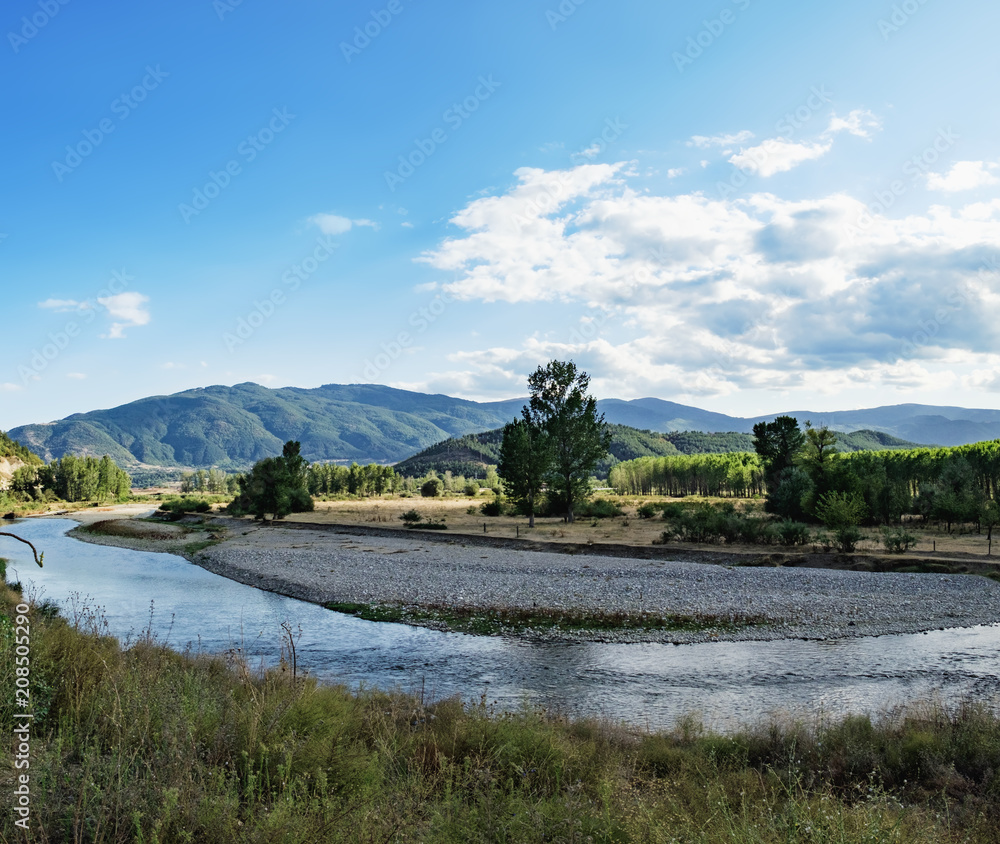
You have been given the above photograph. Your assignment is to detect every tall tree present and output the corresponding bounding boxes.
[526,360,611,524]
[752,416,805,492]
[753,416,808,518]
[497,415,551,527]
[797,423,839,513]
[231,440,313,521]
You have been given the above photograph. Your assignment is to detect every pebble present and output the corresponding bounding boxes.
[197,521,1000,645]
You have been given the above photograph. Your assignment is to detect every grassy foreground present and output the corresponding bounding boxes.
[3,581,1000,842]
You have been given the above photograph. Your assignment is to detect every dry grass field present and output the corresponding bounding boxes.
[283,494,1000,565]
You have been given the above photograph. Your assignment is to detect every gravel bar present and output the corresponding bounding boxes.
[194,519,1000,644]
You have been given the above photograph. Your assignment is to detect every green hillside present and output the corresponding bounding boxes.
[10,383,516,472]
[6,381,935,475]
[0,431,43,465]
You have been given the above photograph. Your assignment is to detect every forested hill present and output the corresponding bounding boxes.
[393,426,921,478]
[8,380,989,472]
[0,431,43,491]
[10,383,518,471]
[0,431,43,465]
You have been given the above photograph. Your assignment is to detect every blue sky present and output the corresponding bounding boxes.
[3,0,1000,430]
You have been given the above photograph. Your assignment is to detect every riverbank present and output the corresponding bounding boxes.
[4,578,990,844]
[62,509,1000,644]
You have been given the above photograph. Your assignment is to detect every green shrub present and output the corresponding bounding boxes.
[833,525,864,553]
[463,483,478,497]
[420,478,442,498]
[776,520,811,546]
[399,509,422,525]
[881,526,917,553]
[636,502,659,519]
[480,499,506,517]
[659,502,686,520]
[577,499,623,519]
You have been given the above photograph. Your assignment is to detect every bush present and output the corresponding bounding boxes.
[881,526,917,553]
[463,483,479,497]
[480,499,506,517]
[158,496,216,516]
[659,502,686,520]
[577,499,623,519]
[420,478,442,498]
[815,491,867,530]
[657,502,788,546]
[399,509,422,525]
[832,525,864,553]
[636,502,659,519]
[775,520,811,546]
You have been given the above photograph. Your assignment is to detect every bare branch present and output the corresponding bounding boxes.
[0,531,44,567]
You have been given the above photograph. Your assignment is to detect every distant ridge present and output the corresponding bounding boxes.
[8,381,1000,473]
[393,426,923,478]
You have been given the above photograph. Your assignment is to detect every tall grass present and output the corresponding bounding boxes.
[3,580,999,842]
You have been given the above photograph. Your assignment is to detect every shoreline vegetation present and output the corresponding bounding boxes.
[4,573,1000,841]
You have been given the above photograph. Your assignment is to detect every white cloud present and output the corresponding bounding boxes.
[825,109,881,140]
[926,161,1000,192]
[576,143,602,160]
[66,372,87,380]
[667,167,686,178]
[1,382,22,392]
[416,163,1000,400]
[38,298,89,312]
[401,221,414,228]
[310,213,353,235]
[309,213,380,234]
[97,292,150,339]
[729,139,832,177]
[688,130,754,149]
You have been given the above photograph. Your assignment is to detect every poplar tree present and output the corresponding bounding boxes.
[525,360,611,524]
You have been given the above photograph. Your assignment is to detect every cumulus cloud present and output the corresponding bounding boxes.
[729,139,832,177]
[66,372,87,380]
[714,110,879,180]
[97,292,150,339]
[416,163,1000,400]
[825,109,881,139]
[926,161,1000,192]
[309,213,380,234]
[1,382,22,392]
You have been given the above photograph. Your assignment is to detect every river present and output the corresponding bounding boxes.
[4,518,1000,731]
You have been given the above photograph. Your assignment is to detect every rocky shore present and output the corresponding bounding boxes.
[185,517,1000,644]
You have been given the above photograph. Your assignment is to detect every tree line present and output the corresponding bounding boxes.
[9,455,132,504]
[611,414,1000,532]
[609,452,765,498]
[306,462,400,497]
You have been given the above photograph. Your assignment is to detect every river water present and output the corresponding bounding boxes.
[4,518,1000,731]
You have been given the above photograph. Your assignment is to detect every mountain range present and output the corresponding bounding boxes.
[8,382,1000,475]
